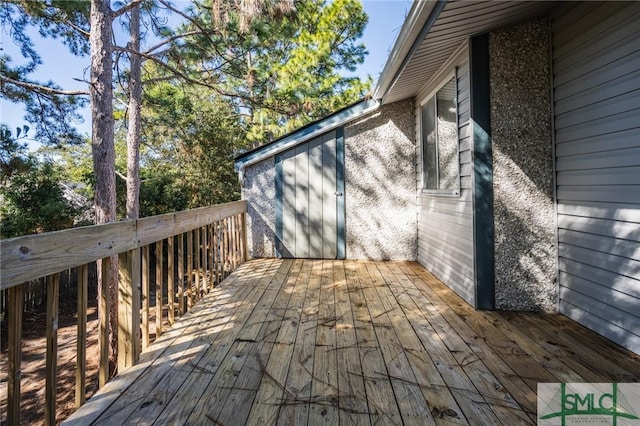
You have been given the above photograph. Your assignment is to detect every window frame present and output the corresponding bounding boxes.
[419,70,461,197]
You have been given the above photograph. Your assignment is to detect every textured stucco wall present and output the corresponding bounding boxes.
[489,18,557,311]
[344,99,417,260]
[242,157,276,258]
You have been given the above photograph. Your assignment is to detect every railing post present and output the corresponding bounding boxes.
[7,283,24,426]
[187,231,194,310]
[99,257,110,388]
[45,273,60,426]
[178,234,185,316]
[231,215,238,270]
[76,264,88,408]
[168,236,175,325]
[222,218,228,278]
[241,211,248,262]
[155,241,163,337]
[118,249,141,370]
[142,245,150,350]
[213,222,219,285]
[195,227,201,300]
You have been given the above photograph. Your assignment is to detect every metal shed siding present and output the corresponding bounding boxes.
[416,60,475,305]
[553,1,640,353]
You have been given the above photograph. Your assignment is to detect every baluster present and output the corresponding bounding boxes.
[45,273,60,425]
[7,283,24,425]
[76,264,88,408]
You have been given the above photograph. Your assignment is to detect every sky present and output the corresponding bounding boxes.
[0,0,412,145]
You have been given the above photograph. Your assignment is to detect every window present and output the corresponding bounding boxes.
[421,76,459,194]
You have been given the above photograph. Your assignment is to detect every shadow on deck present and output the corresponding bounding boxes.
[64,259,640,425]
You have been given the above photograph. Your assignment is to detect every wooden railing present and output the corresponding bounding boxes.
[0,200,248,425]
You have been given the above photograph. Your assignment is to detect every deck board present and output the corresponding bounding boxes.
[65,259,640,426]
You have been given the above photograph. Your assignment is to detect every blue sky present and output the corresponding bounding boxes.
[0,0,411,144]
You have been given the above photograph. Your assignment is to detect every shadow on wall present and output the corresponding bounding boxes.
[490,18,557,312]
[557,206,640,353]
[344,99,417,260]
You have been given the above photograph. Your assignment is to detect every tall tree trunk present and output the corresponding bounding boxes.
[126,4,142,220]
[90,0,118,374]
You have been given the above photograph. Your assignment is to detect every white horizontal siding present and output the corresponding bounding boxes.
[417,59,475,305]
[553,1,640,354]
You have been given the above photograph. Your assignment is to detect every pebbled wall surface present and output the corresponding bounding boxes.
[344,99,417,260]
[489,18,557,311]
[241,157,276,258]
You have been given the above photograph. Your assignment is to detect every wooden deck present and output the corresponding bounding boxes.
[65,259,640,425]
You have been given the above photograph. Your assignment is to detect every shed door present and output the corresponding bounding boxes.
[276,129,345,259]
[553,2,640,353]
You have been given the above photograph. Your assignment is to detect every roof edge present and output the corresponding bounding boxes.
[372,0,444,103]
[234,98,380,171]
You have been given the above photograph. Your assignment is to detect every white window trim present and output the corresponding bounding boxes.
[418,70,461,197]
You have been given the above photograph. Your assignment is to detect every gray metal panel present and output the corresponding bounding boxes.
[416,58,475,306]
[295,144,310,258]
[278,131,339,259]
[321,132,338,259]
[308,137,324,258]
[553,1,640,354]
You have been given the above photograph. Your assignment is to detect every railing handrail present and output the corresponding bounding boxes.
[1,200,247,290]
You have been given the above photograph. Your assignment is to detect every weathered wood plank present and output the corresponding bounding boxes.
[361,261,436,426]
[278,260,322,426]
[394,263,501,424]
[308,261,339,425]
[66,260,640,426]
[1,201,247,290]
[167,236,175,325]
[182,259,294,425]
[99,257,110,388]
[227,259,303,425]
[45,273,60,426]
[403,263,533,424]
[7,283,24,425]
[72,259,275,426]
[142,246,150,350]
[76,264,88,409]
[155,240,163,337]
[177,234,184,316]
[378,262,466,426]
[333,260,370,426]
[187,231,193,310]
[118,249,141,370]
[350,261,403,426]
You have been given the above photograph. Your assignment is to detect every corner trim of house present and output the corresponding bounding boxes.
[469,33,495,310]
[336,127,346,260]
[275,153,283,258]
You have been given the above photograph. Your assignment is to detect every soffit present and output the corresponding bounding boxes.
[381,0,556,104]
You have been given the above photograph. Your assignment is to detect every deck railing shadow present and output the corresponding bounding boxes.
[0,200,248,425]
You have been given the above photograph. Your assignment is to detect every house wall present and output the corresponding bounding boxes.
[344,99,417,260]
[242,157,276,258]
[552,1,640,353]
[489,18,557,311]
[416,56,476,305]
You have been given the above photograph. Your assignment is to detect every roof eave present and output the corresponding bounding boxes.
[234,98,380,172]
[372,0,443,103]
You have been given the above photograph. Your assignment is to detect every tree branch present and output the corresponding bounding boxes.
[112,0,145,19]
[144,31,200,55]
[0,75,89,96]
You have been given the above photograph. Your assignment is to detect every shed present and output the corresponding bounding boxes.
[236,0,640,355]
[235,98,418,261]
